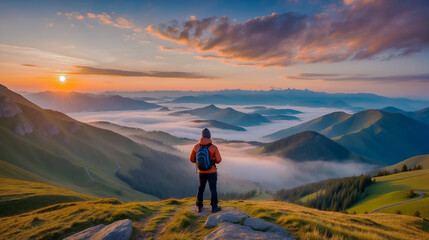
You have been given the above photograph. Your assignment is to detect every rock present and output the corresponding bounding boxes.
[189,205,212,217]
[204,222,295,240]
[63,219,132,240]
[243,218,272,231]
[243,218,292,236]
[204,207,249,228]
[14,116,33,136]
[89,219,132,240]
[0,97,22,118]
[64,224,105,240]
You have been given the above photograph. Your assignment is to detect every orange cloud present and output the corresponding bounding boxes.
[64,12,84,20]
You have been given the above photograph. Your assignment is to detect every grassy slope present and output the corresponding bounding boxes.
[384,154,429,172]
[1,178,427,240]
[0,178,95,217]
[1,197,428,240]
[348,169,429,218]
[1,85,198,201]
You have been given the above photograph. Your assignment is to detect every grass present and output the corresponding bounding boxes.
[348,169,429,218]
[384,154,429,172]
[1,177,428,239]
[0,178,95,217]
[247,193,273,201]
[2,196,429,240]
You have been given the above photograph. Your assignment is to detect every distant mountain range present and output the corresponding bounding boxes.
[164,89,429,111]
[169,104,271,127]
[190,120,246,131]
[0,84,196,201]
[265,109,429,165]
[24,91,161,112]
[254,131,372,163]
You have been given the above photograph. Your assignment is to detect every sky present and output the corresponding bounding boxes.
[1,0,429,97]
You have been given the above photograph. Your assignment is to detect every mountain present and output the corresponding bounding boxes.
[166,89,429,110]
[169,104,271,127]
[24,91,161,112]
[253,108,302,115]
[265,110,429,165]
[0,84,196,201]
[384,154,429,172]
[190,120,246,131]
[89,121,194,154]
[255,131,370,162]
[382,106,429,125]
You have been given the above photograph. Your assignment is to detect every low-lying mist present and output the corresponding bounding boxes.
[177,142,376,191]
[70,104,353,142]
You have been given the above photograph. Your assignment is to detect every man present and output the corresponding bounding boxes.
[190,128,222,213]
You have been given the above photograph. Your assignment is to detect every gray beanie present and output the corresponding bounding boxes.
[202,128,211,138]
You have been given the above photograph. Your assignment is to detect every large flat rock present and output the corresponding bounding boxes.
[64,224,105,240]
[204,222,295,240]
[204,207,249,228]
[63,219,132,240]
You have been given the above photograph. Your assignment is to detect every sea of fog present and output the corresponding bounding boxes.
[70,103,354,142]
[69,104,374,190]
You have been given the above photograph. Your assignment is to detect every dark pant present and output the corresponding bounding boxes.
[196,172,218,208]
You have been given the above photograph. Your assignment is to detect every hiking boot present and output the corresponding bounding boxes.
[197,206,203,213]
[211,206,222,213]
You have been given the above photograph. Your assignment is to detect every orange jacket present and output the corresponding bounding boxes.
[190,138,222,173]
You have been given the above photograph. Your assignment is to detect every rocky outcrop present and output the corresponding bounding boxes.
[201,207,295,240]
[64,224,105,240]
[204,207,249,228]
[63,219,132,240]
[0,97,22,118]
[14,116,33,136]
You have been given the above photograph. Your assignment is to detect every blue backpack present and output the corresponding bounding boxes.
[196,144,213,171]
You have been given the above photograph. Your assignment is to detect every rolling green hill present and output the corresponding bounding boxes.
[348,169,429,218]
[169,104,271,126]
[0,84,197,201]
[254,131,372,162]
[384,154,429,172]
[265,110,429,164]
[1,177,427,240]
[0,178,95,217]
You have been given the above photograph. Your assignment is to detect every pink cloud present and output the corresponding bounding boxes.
[147,0,429,67]
[64,12,84,21]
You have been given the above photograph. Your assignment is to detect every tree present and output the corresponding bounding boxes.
[401,164,408,172]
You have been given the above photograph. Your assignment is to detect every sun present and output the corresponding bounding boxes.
[59,75,66,83]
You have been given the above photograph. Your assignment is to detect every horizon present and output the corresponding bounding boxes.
[1,0,429,97]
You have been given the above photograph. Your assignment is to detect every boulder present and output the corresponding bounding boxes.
[89,219,132,240]
[63,219,132,240]
[204,207,249,228]
[204,222,295,240]
[64,224,105,240]
[243,218,291,235]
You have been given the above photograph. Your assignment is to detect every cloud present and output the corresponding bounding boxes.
[63,12,141,32]
[284,73,429,82]
[0,44,95,65]
[72,66,215,79]
[21,64,41,68]
[147,0,429,67]
[64,12,84,20]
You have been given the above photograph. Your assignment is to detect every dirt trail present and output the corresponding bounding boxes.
[370,191,424,213]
